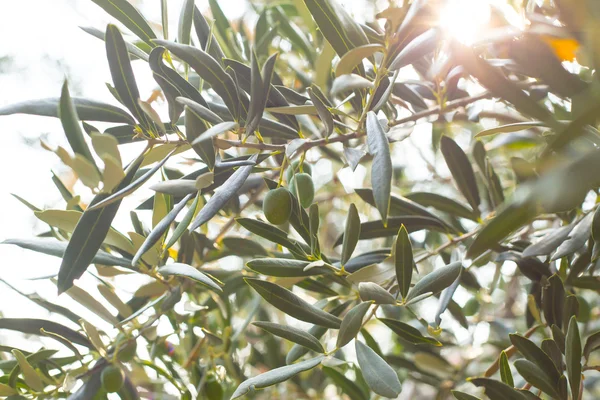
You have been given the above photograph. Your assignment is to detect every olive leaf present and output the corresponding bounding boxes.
[365,111,392,226]
[355,340,402,398]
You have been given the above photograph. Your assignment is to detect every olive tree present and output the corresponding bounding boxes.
[1,0,600,399]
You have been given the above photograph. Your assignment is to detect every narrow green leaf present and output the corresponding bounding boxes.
[177,0,194,46]
[543,274,565,330]
[379,318,441,346]
[499,351,514,387]
[308,87,334,137]
[337,302,371,348]
[394,225,413,300]
[509,334,560,383]
[87,148,176,211]
[476,122,546,138]
[389,28,439,71]
[440,136,480,217]
[155,40,240,120]
[231,355,324,399]
[358,282,396,305]
[406,262,462,304]
[58,156,142,293]
[176,97,222,124]
[188,156,256,231]
[193,5,225,63]
[246,258,328,277]
[341,203,360,267]
[514,359,561,399]
[58,80,96,168]
[0,96,135,124]
[253,321,324,353]
[12,350,44,392]
[355,340,402,398]
[366,111,392,226]
[467,200,537,259]
[190,121,237,146]
[334,216,451,246]
[452,391,482,400]
[566,316,582,400]
[336,44,384,77]
[0,318,92,348]
[323,367,369,400]
[406,192,478,221]
[106,24,153,130]
[90,0,156,45]
[330,74,374,97]
[245,278,341,329]
[236,218,305,255]
[583,330,600,360]
[158,263,222,292]
[132,194,193,266]
[1,238,133,269]
[303,0,369,58]
[470,378,528,400]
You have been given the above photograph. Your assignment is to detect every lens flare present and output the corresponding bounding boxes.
[439,0,492,45]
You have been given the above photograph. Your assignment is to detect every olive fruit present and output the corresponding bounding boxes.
[463,298,480,316]
[263,187,292,225]
[115,336,137,363]
[101,365,124,393]
[289,173,314,208]
[285,160,312,183]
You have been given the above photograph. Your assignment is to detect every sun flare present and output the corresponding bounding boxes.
[439,0,492,45]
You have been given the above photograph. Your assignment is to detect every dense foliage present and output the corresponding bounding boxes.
[1,0,600,398]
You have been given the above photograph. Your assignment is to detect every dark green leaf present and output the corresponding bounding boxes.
[1,238,133,269]
[452,391,482,400]
[231,355,324,399]
[334,216,451,246]
[0,319,92,349]
[308,87,334,137]
[58,156,142,293]
[177,0,194,46]
[406,192,478,221]
[337,302,371,348]
[193,5,225,63]
[58,80,97,168]
[106,24,153,130]
[551,213,593,261]
[236,218,305,256]
[499,351,514,387]
[158,263,222,292]
[513,359,561,399]
[341,203,361,267]
[358,282,396,305]
[253,321,324,353]
[189,156,256,231]
[246,258,328,277]
[440,136,480,217]
[87,148,176,211]
[303,0,369,58]
[394,225,413,300]
[132,194,193,266]
[509,334,561,383]
[0,97,134,124]
[176,97,222,124]
[155,40,240,121]
[467,200,537,259]
[406,262,462,304]
[389,29,439,71]
[245,278,341,329]
[470,378,528,400]
[366,111,392,226]
[566,316,581,400]
[80,25,148,62]
[330,74,374,97]
[90,0,156,45]
[583,330,600,360]
[323,367,369,400]
[355,340,402,398]
[543,275,565,330]
[380,318,441,346]
[523,224,574,258]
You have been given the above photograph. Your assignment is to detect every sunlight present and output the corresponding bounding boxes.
[439,0,492,45]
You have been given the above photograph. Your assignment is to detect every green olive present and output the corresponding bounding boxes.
[289,173,314,208]
[101,365,124,393]
[463,298,480,317]
[285,160,312,183]
[263,187,292,225]
[115,336,137,363]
